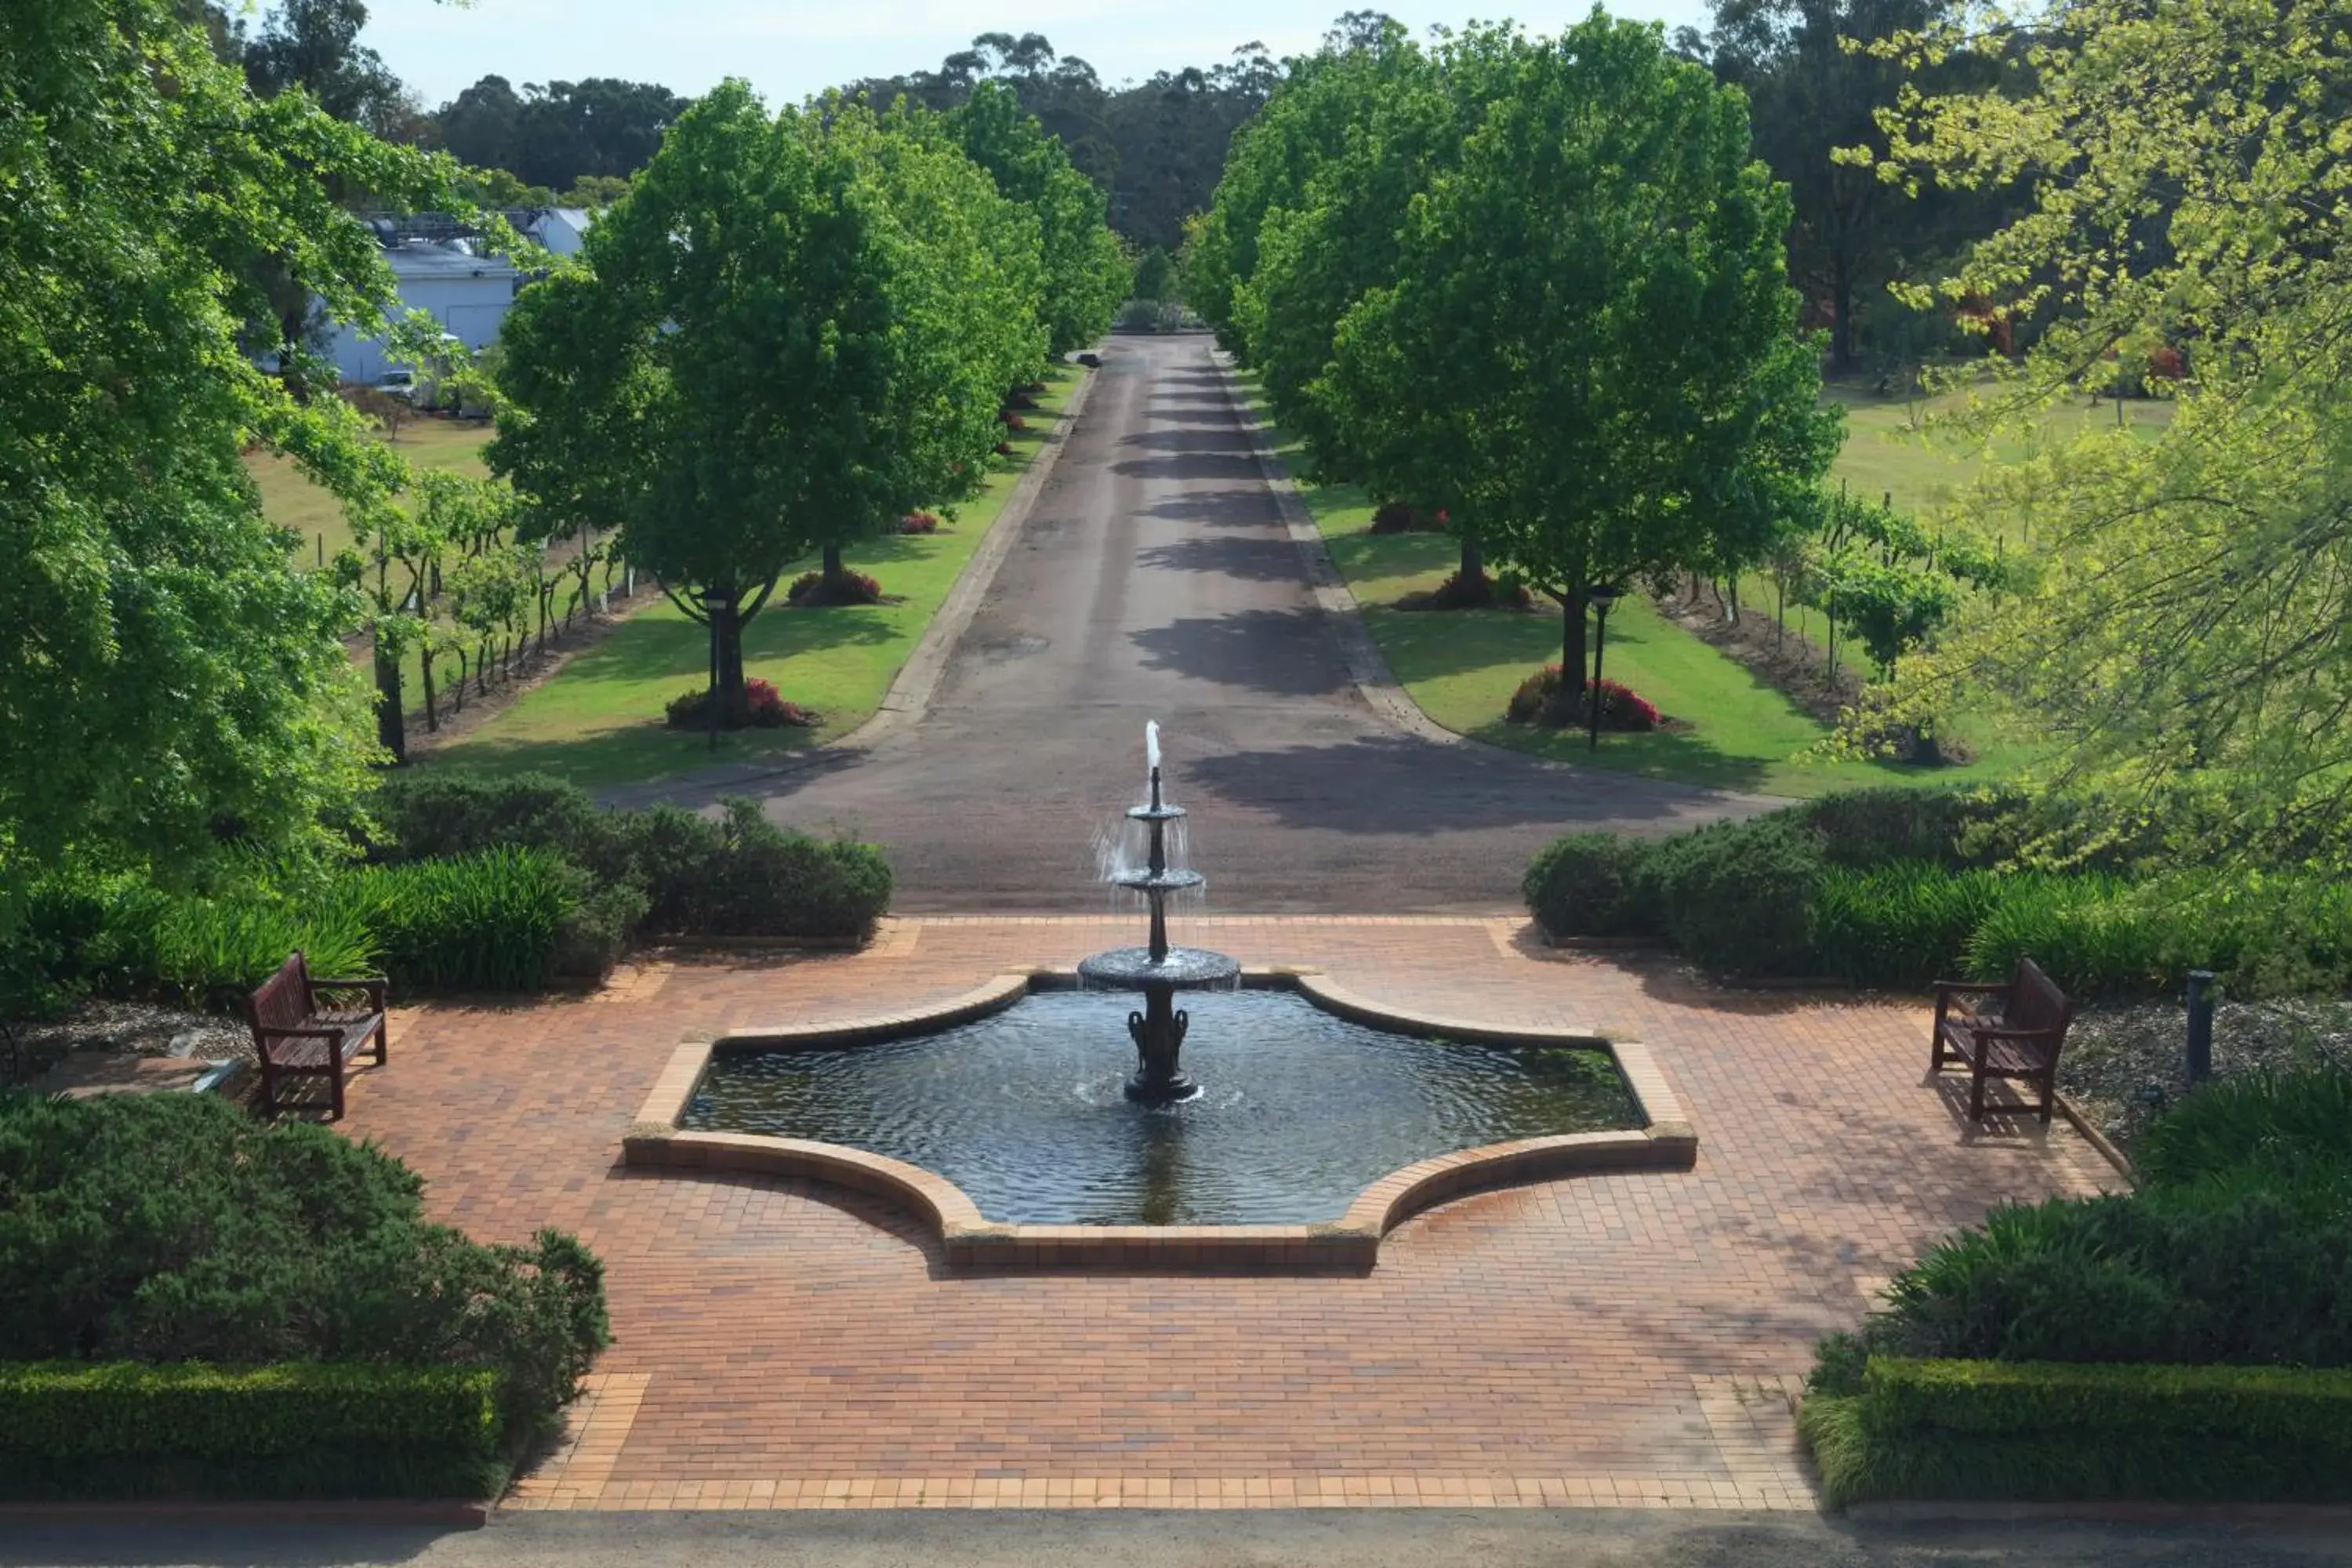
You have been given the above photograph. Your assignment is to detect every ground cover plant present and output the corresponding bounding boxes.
[1799,1066,2352,1505]
[0,1091,608,1498]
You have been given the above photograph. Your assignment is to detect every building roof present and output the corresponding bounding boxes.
[383,239,517,281]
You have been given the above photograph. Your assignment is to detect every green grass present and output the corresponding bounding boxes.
[1828,383,2172,529]
[419,372,1080,788]
[1241,371,2027,797]
[249,417,493,567]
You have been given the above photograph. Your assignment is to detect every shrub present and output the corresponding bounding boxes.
[143,893,380,1007]
[0,1363,506,1501]
[1796,787,2022,871]
[332,848,575,993]
[786,569,881,607]
[630,800,893,940]
[1504,666,1661,731]
[1961,875,2173,997]
[997,410,1027,430]
[1809,862,2016,988]
[1802,1357,2352,1508]
[2134,1067,2352,1191]
[1645,815,1825,976]
[663,678,818,731]
[0,1094,607,1444]
[895,510,941,535]
[1367,502,1448,534]
[993,440,1014,456]
[1520,833,1666,941]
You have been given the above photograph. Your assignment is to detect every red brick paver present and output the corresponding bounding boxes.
[339,917,2113,1510]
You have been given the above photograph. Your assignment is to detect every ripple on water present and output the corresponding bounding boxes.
[683,989,1639,1225]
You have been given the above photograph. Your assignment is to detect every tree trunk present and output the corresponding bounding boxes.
[822,543,847,592]
[373,641,406,763]
[420,647,438,732]
[709,595,748,726]
[1558,580,1588,697]
[1457,535,1483,586]
[1831,255,1856,377]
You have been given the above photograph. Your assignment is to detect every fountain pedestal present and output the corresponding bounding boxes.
[1077,746,1239,1104]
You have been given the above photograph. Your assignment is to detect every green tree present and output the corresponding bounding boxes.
[947,82,1126,358]
[492,84,1041,728]
[1868,0,2352,846]
[1325,16,1839,702]
[0,0,452,902]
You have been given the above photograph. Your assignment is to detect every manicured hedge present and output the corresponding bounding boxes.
[1802,1357,2352,1508]
[0,1363,506,1501]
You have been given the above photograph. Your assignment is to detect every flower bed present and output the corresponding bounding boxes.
[1504,666,1661,731]
[664,677,818,731]
[786,568,884,608]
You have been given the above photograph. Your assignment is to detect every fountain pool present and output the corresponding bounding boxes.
[682,985,1640,1225]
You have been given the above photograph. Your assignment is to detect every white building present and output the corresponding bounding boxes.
[325,209,593,386]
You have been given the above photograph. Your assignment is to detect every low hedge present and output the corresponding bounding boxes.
[1802,1357,2352,1508]
[0,1363,506,1501]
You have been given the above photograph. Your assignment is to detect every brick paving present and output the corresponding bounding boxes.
[337,917,2114,1511]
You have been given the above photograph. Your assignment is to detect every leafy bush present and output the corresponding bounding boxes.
[1810,862,2015,988]
[2135,1068,2352,1191]
[1520,833,1666,940]
[1367,502,1447,534]
[143,892,381,1007]
[1962,875,2177,997]
[0,1094,607,1444]
[786,569,882,606]
[1796,787,2021,871]
[895,510,942,535]
[0,1363,506,1501]
[1504,666,1661,730]
[663,678,818,731]
[1645,815,1826,976]
[333,848,575,993]
[630,800,893,940]
[1802,1357,2352,1508]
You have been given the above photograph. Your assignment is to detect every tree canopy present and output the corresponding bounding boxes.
[1,0,454,896]
[946,82,1127,358]
[491,85,1044,727]
[1867,0,2352,850]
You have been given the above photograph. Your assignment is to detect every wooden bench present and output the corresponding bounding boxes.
[245,951,387,1120]
[1931,956,2074,1123]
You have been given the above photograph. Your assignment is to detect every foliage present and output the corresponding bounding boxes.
[1802,1357,2352,1508]
[1645,815,1829,976]
[2135,1069,2352,1193]
[494,85,1041,729]
[0,1094,607,1444]
[1320,16,1842,689]
[946,82,1126,357]
[433,74,687,194]
[335,848,575,993]
[366,771,893,943]
[0,1362,506,1501]
[1810,862,2012,987]
[1864,0,2352,850]
[786,570,884,607]
[664,681,818,731]
[1520,833,1666,941]
[1504,669,1662,731]
[0,0,456,920]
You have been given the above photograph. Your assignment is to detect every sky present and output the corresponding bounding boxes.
[361,0,1715,109]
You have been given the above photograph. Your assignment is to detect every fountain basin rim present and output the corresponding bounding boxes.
[1108,869,1206,893]
[623,967,1697,1273]
[1125,804,1187,822]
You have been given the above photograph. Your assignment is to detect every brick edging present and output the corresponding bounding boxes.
[621,968,1698,1272]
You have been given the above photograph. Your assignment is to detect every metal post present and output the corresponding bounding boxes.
[2185,969,2216,1085]
[1588,597,1613,752]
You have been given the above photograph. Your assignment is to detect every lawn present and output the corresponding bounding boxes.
[1242,372,2027,797]
[1828,383,2172,528]
[249,416,493,567]
[419,370,1080,789]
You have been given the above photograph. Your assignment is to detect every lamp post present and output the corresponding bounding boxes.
[1586,583,1623,752]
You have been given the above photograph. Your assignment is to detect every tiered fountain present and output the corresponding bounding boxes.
[1076,724,1241,1103]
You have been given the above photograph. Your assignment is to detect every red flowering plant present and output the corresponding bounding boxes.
[664,677,818,731]
[896,511,942,535]
[786,568,882,606]
[1504,666,1660,731]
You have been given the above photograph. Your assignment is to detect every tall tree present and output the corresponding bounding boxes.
[1,0,452,897]
[1325,16,1839,699]
[433,76,688,194]
[947,82,1127,358]
[491,85,1042,726]
[241,0,421,138]
[1871,0,2352,848]
[1695,0,1999,375]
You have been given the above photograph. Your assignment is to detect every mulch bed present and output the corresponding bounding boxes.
[2061,998,2352,1154]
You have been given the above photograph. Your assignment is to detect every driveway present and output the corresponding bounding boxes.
[653,334,1762,913]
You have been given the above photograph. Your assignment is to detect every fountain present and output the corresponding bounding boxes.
[1075,723,1241,1103]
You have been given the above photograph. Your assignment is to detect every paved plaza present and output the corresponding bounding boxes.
[336,916,2114,1513]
